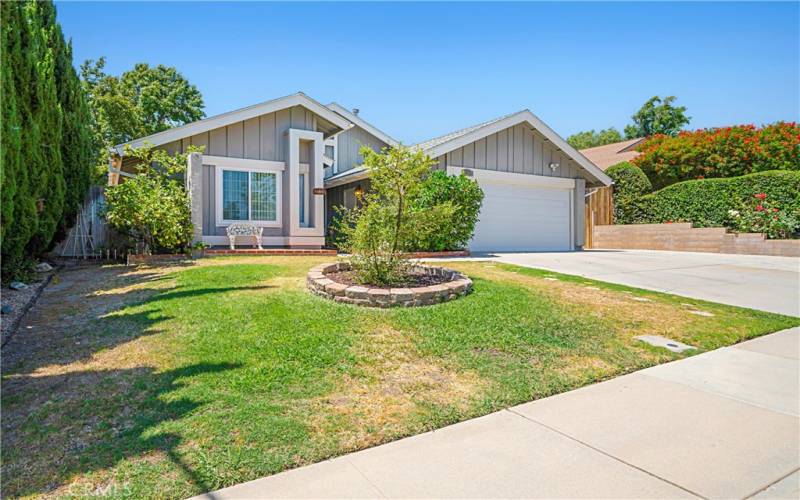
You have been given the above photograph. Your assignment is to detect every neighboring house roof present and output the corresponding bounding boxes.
[114,92,353,154]
[327,103,399,147]
[415,110,613,186]
[579,138,644,171]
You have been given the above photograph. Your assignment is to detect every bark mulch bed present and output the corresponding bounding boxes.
[325,270,452,290]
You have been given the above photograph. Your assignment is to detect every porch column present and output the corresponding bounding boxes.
[286,128,325,247]
[186,152,203,243]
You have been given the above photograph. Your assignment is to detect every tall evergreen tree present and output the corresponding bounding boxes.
[1,0,95,280]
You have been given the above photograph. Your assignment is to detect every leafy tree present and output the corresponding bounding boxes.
[336,146,454,285]
[624,96,690,139]
[567,128,623,149]
[104,146,196,253]
[81,58,205,175]
[411,170,484,251]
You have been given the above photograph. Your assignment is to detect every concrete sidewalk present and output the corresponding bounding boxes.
[196,328,800,500]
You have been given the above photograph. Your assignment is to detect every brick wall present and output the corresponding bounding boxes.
[592,223,800,257]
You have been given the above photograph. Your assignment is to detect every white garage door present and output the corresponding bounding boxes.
[470,181,573,252]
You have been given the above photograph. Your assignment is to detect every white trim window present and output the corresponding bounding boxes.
[216,165,282,227]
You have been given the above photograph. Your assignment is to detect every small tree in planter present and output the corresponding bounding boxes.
[337,146,455,285]
[104,145,196,254]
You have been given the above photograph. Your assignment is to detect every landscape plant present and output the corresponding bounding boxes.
[1,0,96,282]
[605,162,651,223]
[633,122,800,189]
[410,170,484,251]
[616,170,800,237]
[336,146,455,285]
[728,192,799,239]
[103,146,196,253]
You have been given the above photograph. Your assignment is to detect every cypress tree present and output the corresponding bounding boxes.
[1,0,91,280]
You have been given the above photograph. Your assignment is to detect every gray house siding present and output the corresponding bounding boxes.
[159,105,318,162]
[335,126,389,174]
[443,124,582,180]
[158,106,323,238]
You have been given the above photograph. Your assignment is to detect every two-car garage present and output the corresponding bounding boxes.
[448,167,578,253]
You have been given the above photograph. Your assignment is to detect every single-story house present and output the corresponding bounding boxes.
[110,92,612,252]
[579,138,643,171]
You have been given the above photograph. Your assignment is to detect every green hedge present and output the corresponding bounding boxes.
[620,170,800,230]
[606,162,651,223]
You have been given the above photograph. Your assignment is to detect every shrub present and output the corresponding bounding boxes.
[411,170,484,251]
[628,170,800,237]
[633,122,800,189]
[336,146,454,285]
[729,193,799,240]
[104,146,195,253]
[606,162,652,224]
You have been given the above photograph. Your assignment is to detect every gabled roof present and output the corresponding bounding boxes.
[579,138,644,171]
[413,112,518,153]
[415,110,613,186]
[327,103,399,146]
[114,92,353,154]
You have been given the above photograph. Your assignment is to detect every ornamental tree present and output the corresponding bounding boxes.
[104,146,196,253]
[337,146,455,285]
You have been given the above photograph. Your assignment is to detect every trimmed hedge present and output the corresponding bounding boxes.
[619,170,800,231]
[606,162,651,223]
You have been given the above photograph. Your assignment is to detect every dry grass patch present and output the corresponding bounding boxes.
[310,324,484,452]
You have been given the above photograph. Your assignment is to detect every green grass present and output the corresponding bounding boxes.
[2,256,797,499]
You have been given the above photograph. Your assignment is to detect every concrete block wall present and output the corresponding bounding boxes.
[592,223,800,257]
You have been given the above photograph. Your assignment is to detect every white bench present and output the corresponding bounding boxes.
[226,223,263,250]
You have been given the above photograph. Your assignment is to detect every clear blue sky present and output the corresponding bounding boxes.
[56,1,799,144]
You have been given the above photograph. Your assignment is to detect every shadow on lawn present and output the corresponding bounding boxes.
[2,263,274,375]
[1,362,241,498]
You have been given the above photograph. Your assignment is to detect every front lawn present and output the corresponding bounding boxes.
[3,256,797,499]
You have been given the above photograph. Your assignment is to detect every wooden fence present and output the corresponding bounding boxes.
[584,186,613,248]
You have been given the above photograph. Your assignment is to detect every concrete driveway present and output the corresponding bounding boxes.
[195,327,800,499]
[494,249,799,317]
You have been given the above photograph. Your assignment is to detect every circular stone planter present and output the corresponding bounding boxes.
[307,262,472,308]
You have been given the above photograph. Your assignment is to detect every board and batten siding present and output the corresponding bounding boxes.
[170,105,323,238]
[160,105,318,162]
[335,125,389,173]
[444,123,581,180]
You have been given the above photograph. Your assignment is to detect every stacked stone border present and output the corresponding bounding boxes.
[307,262,472,308]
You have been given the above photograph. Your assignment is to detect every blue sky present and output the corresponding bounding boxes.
[56,1,798,144]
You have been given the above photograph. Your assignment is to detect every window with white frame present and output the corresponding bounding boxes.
[218,168,280,225]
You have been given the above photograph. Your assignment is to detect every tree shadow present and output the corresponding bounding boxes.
[2,264,274,375]
[1,362,241,498]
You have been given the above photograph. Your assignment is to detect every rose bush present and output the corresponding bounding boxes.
[729,192,799,239]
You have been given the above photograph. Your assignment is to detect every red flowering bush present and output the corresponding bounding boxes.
[633,122,800,189]
[729,192,800,239]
